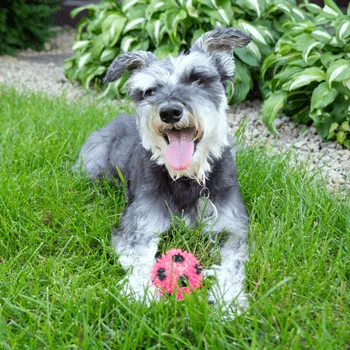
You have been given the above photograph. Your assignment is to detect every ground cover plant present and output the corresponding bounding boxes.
[0,0,62,55]
[262,0,350,147]
[64,0,350,148]
[0,87,349,348]
[63,0,291,103]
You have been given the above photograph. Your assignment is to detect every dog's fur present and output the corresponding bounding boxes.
[75,27,251,315]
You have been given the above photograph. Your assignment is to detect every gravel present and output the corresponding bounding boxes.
[0,28,349,193]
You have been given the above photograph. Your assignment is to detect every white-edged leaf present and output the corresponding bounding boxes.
[238,20,267,45]
[311,29,332,43]
[71,4,98,18]
[120,36,137,52]
[282,67,325,91]
[100,48,118,62]
[339,22,350,42]
[123,18,145,33]
[303,41,322,63]
[246,0,261,18]
[326,59,350,87]
[72,40,90,51]
[292,8,306,20]
[186,0,199,18]
[262,91,287,135]
[323,5,339,17]
[78,53,91,69]
[121,0,139,13]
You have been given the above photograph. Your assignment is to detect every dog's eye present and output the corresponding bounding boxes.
[188,73,202,85]
[143,88,157,98]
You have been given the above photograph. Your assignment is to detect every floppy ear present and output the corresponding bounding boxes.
[103,51,157,83]
[191,27,251,81]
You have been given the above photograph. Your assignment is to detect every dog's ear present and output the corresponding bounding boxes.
[103,51,157,83]
[191,27,251,81]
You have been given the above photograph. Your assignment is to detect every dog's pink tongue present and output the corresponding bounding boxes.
[165,128,195,171]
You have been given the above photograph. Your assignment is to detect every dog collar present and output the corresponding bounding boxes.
[197,187,218,242]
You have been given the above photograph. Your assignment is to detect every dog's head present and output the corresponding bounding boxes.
[104,27,251,183]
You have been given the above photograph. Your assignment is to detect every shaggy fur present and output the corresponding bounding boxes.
[75,27,251,316]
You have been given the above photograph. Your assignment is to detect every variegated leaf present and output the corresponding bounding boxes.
[282,67,325,91]
[262,91,287,135]
[326,59,350,87]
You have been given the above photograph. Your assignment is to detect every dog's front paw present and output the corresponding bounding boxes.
[117,271,158,305]
[207,265,249,318]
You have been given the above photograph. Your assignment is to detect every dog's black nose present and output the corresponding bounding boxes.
[159,105,183,124]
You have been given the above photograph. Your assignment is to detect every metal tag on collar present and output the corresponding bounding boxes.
[197,187,218,224]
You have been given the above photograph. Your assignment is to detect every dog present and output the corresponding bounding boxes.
[75,27,251,316]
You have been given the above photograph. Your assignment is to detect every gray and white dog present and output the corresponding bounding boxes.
[76,27,251,315]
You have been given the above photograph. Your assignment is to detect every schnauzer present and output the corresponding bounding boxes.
[75,27,251,315]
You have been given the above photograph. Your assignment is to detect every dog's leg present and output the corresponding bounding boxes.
[207,195,249,317]
[111,197,170,303]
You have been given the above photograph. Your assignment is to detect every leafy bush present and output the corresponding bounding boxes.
[65,0,350,147]
[262,0,350,148]
[0,0,62,56]
[64,0,297,102]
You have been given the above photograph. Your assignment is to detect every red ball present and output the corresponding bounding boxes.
[151,248,203,300]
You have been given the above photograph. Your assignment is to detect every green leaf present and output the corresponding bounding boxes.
[273,66,304,88]
[191,29,205,45]
[235,42,261,67]
[102,13,127,47]
[72,40,90,51]
[123,18,145,33]
[326,59,350,87]
[186,0,199,18]
[311,29,332,44]
[237,20,268,45]
[336,20,350,43]
[91,35,104,59]
[78,53,92,69]
[262,91,287,135]
[100,48,119,62]
[146,19,166,46]
[71,4,98,18]
[162,9,187,45]
[341,121,350,131]
[282,67,326,91]
[229,59,251,104]
[84,66,106,89]
[324,0,343,16]
[329,122,339,133]
[302,3,322,15]
[336,130,346,144]
[145,0,169,18]
[310,82,338,110]
[320,52,344,69]
[154,45,178,59]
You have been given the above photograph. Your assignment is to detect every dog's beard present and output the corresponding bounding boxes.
[137,102,228,184]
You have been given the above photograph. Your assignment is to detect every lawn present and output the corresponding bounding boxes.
[0,86,349,349]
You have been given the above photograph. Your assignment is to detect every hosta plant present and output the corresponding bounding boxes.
[262,0,350,148]
[64,0,299,103]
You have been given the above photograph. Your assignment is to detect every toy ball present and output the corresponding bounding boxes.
[151,248,203,300]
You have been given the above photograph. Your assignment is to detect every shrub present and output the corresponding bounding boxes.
[262,0,350,148]
[0,0,62,56]
[64,0,297,102]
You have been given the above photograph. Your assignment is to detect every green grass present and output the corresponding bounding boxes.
[0,86,349,349]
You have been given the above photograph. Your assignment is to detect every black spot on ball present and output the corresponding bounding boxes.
[172,254,185,263]
[195,264,203,275]
[179,274,189,287]
[157,268,166,281]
